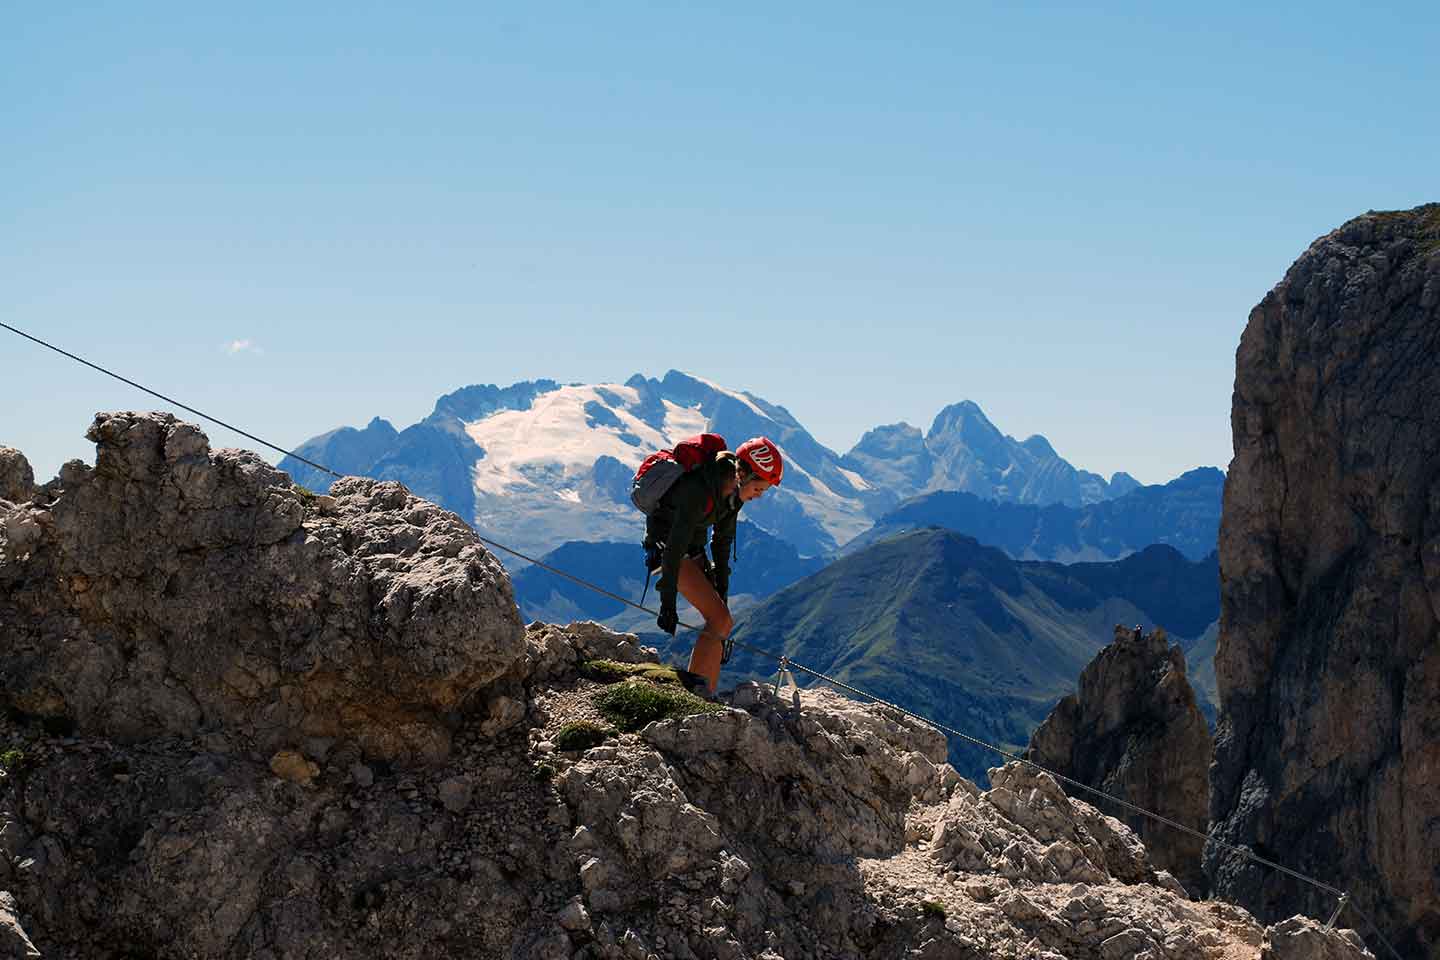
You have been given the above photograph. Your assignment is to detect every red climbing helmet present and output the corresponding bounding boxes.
[736,437,784,486]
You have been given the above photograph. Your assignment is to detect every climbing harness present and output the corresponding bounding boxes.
[639,538,663,607]
[0,319,1408,960]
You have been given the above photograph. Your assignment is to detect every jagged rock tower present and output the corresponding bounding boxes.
[1027,624,1212,898]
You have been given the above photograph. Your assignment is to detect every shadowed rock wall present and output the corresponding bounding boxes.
[1208,204,1440,956]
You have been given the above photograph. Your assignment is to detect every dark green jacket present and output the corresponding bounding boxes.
[648,458,740,608]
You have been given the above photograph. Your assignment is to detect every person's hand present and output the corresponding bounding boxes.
[657,599,679,636]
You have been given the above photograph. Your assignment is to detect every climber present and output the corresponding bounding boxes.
[631,436,784,695]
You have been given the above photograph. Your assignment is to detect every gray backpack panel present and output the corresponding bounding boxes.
[630,458,684,516]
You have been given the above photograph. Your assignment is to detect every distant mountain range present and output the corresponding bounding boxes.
[649,530,1219,783]
[511,520,826,630]
[843,403,1141,512]
[845,467,1224,562]
[282,371,1166,560]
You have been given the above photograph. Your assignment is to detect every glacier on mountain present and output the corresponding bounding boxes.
[282,370,1151,561]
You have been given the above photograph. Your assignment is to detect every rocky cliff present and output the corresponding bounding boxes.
[1026,626,1212,900]
[1208,203,1440,957]
[0,416,1373,958]
[1,413,525,766]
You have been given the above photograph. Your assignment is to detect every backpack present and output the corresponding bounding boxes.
[630,433,727,516]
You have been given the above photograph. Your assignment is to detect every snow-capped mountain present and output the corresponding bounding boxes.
[843,402,1140,513]
[281,371,1144,560]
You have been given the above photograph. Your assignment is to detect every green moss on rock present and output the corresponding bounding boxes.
[553,721,615,752]
[594,679,722,733]
[581,659,680,685]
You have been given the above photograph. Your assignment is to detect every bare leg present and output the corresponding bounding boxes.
[677,555,733,694]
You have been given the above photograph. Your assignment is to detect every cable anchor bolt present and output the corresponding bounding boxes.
[1324,892,1349,932]
[773,656,800,711]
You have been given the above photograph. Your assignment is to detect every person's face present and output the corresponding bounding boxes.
[737,476,773,502]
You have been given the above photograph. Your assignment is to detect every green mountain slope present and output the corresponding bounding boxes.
[711,530,1217,782]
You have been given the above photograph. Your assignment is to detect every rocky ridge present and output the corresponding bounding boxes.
[1208,203,1440,956]
[1026,626,1213,899]
[0,416,1372,958]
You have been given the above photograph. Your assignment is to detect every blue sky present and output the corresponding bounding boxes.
[4,3,1437,485]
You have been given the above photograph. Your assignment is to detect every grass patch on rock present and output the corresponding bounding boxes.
[1423,206,1440,254]
[580,659,680,685]
[0,749,26,775]
[1371,205,1440,254]
[920,900,947,919]
[553,721,616,752]
[594,679,722,733]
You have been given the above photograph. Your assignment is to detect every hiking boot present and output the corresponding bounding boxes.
[674,668,705,691]
[674,669,717,700]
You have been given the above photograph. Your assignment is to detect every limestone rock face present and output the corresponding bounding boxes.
[1209,204,1440,956]
[0,411,526,765]
[0,448,35,505]
[0,623,1373,959]
[1260,916,1375,960]
[1026,625,1212,898]
[0,892,41,959]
